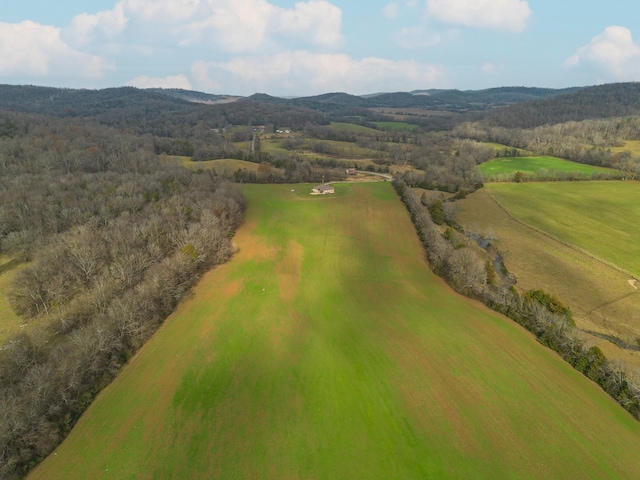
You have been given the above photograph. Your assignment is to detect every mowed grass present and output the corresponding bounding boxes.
[31,183,640,480]
[485,181,640,278]
[479,156,619,180]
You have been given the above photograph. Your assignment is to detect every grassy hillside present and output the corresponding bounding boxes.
[484,181,640,278]
[478,156,620,180]
[457,188,640,368]
[30,183,640,479]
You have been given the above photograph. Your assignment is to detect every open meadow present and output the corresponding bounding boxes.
[458,185,640,368]
[478,156,620,180]
[30,183,640,479]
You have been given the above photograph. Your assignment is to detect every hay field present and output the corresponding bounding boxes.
[31,183,640,480]
[458,183,640,367]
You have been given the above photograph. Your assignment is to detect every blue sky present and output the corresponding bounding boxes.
[1,0,639,96]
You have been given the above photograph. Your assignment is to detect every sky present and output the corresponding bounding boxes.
[1,0,640,96]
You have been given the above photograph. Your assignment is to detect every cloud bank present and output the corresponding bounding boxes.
[427,0,531,32]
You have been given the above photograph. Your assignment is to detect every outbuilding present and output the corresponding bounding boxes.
[311,184,335,195]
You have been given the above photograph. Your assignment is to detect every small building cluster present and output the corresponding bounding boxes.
[345,168,357,175]
[311,184,335,195]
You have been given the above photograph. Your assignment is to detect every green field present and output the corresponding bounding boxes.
[479,156,619,180]
[30,183,640,479]
[371,121,418,131]
[162,155,266,173]
[330,122,381,134]
[481,142,532,156]
[485,181,640,278]
[458,186,640,368]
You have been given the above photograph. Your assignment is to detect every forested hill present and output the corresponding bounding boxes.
[0,85,329,132]
[474,82,640,128]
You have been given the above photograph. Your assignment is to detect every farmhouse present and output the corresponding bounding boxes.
[346,168,357,175]
[311,184,335,195]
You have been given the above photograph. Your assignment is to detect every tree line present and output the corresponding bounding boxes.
[0,113,246,479]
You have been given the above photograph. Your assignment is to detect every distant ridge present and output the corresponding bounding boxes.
[474,82,640,128]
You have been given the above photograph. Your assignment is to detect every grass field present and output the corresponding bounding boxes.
[481,142,532,155]
[484,181,640,278]
[611,140,640,156]
[458,186,640,367]
[30,183,640,479]
[161,155,266,174]
[371,121,418,131]
[479,156,619,180]
[0,256,26,343]
[329,122,381,134]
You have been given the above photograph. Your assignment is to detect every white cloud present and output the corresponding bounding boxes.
[0,21,113,79]
[67,2,128,45]
[67,0,343,53]
[382,3,399,20]
[565,26,640,80]
[426,0,531,32]
[276,0,342,48]
[193,51,446,95]
[127,74,193,89]
[122,0,201,22]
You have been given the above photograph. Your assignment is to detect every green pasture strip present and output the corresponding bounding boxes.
[485,181,640,278]
[481,142,532,155]
[330,122,381,134]
[479,156,620,179]
[371,121,418,131]
[31,183,640,480]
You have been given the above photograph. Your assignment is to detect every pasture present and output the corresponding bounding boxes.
[484,181,640,278]
[458,186,640,368]
[30,183,640,479]
[371,121,418,131]
[479,156,619,180]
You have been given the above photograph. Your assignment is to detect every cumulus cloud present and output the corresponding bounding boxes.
[67,0,342,53]
[426,0,531,32]
[127,74,193,89]
[192,51,446,95]
[565,26,640,80]
[67,3,128,45]
[0,20,113,79]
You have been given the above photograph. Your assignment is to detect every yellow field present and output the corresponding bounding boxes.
[611,140,640,156]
